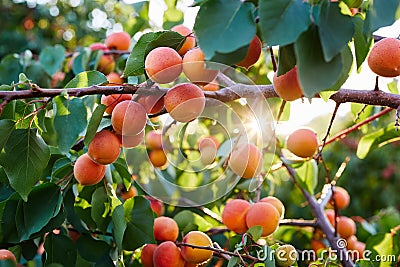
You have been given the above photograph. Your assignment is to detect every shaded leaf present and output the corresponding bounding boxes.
[91,187,110,233]
[0,54,22,85]
[76,234,113,264]
[111,204,127,253]
[44,233,77,267]
[0,120,15,151]
[277,44,296,76]
[353,14,373,72]
[39,45,66,77]
[364,0,400,34]
[295,159,318,195]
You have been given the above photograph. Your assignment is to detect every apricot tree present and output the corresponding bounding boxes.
[0,1,399,267]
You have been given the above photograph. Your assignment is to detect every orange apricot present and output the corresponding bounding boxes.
[171,24,196,56]
[325,209,336,225]
[101,94,133,115]
[182,47,218,85]
[105,31,131,51]
[153,241,185,267]
[260,196,285,219]
[201,78,219,91]
[118,130,145,148]
[120,186,138,201]
[106,72,124,84]
[111,100,147,136]
[246,202,280,237]
[149,149,168,168]
[146,130,163,150]
[236,35,262,70]
[273,66,303,101]
[145,47,183,84]
[228,143,263,178]
[141,243,157,267]
[346,235,358,250]
[367,37,400,77]
[164,83,205,122]
[88,130,121,164]
[181,231,213,264]
[73,153,106,186]
[286,127,319,158]
[337,216,356,239]
[221,199,251,234]
[311,239,326,253]
[144,95,165,114]
[0,249,17,264]
[330,186,350,210]
[145,196,165,217]
[153,216,179,242]
[90,43,115,75]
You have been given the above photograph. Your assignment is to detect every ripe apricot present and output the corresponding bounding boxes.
[138,94,165,114]
[73,153,106,186]
[325,209,336,225]
[149,149,167,168]
[118,131,145,148]
[246,202,280,237]
[146,130,163,150]
[337,216,356,239]
[273,66,303,101]
[120,186,138,201]
[153,216,179,242]
[101,94,133,114]
[221,199,251,234]
[198,136,220,151]
[111,100,147,136]
[330,186,350,210]
[286,127,318,158]
[201,78,219,91]
[88,130,121,164]
[229,143,263,178]
[236,35,262,70]
[153,241,185,267]
[145,47,183,84]
[106,72,124,84]
[0,249,17,264]
[181,231,213,264]
[90,43,115,75]
[105,31,131,51]
[164,83,205,122]
[367,37,400,77]
[171,24,196,56]
[182,47,218,85]
[260,196,285,219]
[145,196,165,217]
[275,245,297,267]
[198,136,219,166]
[346,235,358,250]
[141,243,157,267]
[311,239,326,252]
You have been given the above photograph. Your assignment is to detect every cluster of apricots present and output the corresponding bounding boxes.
[221,196,284,237]
[285,127,319,158]
[141,216,213,267]
[311,186,366,260]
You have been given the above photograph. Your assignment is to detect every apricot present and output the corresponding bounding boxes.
[164,83,205,122]
[337,216,356,239]
[181,231,213,264]
[90,43,115,75]
[273,66,303,101]
[153,216,179,242]
[118,131,145,148]
[198,136,219,166]
[229,143,263,178]
[286,127,318,158]
[145,196,165,217]
[153,241,185,267]
[171,24,196,56]
[145,47,183,84]
[120,186,138,201]
[275,245,297,267]
[329,186,350,210]
[0,249,17,264]
[236,35,262,70]
[146,130,163,150]
[346,235,358,250]
[149,149,168,168]
[106,72,124,84]
[354,241,365,256]
[105,31,131,51]
[246,202,280,237]
[141,243,157,267]
[198,136,220,150]
[260,196,285,219]
[73,153,106,186]
[143,95,165,114]
[325,209,336,225]
[221,199,251,234]
[367,37,400,77]
[88,130,121,164]
[101,94,133,114]
[111,100,147,136]
[311,239,326,252]
[182,47,219,85]
[201,79,219,91]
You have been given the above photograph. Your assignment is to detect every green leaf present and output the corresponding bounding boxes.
[194,0,256,59]
[84,104,106,147]
[317,1,354,62]
[387,81,399,94]
[124,31,185,77]
[328,45,353,91]
[112,158,132,190]
[0,129,50,201]
[295,159,318,195]
[259,0,311,46]
[91,187,110,233]
[356,125,400,159]
[44,233,77,267]
[76,234,113,264]
[247,226,263,241]
[364,0,400,34]
[365,233,399,266]
[1,193,21,243]
[72,50,90,75]
[228,257,239,267]
[39,45,66,77]
[353,14,373,72]
[53,96,87,154]
[25,61,51,88]
[0,54,22,85]
[209,45,250,66]
[174,210,213,233]
[111,204,127,253]
[0,120,15,151]
[277,44,296,76]
[64,71,107,88]
[294,26,342,98]
[354,260,374,267]
[51,157,73,182]
[123,196,155,250]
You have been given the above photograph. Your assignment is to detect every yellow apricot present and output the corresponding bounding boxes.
[181,231,213,264]
[88,130,121,165]
[229,143,263,178]
[149,149,167,168]
[260,196,285,219]
[286,127,318,158]
[273,66,303,101]
[105,31,131,51]
[153,216,179,242]
[246,202,280,237]
[145,47,183,84]
[275,245,297,267]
